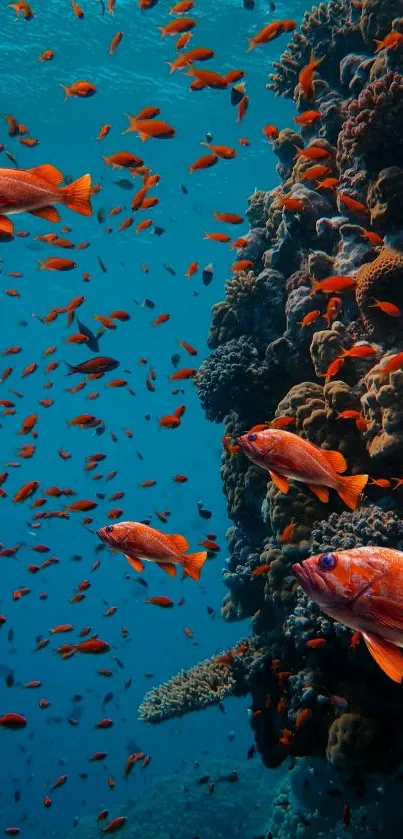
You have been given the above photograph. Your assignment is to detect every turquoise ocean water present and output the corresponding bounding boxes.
[0,0,311,834]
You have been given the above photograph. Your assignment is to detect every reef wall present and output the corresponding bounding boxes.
[139,0,403,831]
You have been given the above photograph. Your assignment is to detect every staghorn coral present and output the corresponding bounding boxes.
[311,503,403,554]
[361,360,403,459]
[356,248,403,337]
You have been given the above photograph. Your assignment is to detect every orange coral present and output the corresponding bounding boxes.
[356,248,403,336]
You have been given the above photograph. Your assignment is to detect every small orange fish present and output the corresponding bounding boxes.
[247,19,296,51]
[39,49,55,61]
[294,110,321,126]
[340,344,377,359]
[370,299,402,317]
[189,154,218,174]
[200,143,236,159]
[338,192,368,214]
[298,309,321,328]
[61,80,96,98]
[262,124,279,141]
[170,368,197,380]
[324,296,341,326]
[298,51,324,100]
[374,31,403,51]
[109,31,123,54]
[252,564,271,576]
[159,17,196,37]
[379,352,403,377]
[153,313,170,326]
[311,275,357,294]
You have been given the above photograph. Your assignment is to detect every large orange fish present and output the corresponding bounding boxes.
[293,547,403,683]
[97,521,207,580]
[0,164,92,234]
[237,429,368,509]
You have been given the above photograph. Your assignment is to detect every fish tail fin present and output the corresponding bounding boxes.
[62,174,92,216]
[363,632,403,683]
[183,551,208,582]
[59,83,70,99]
[374,39,383,52]
[158,26,166,37]
[64,361,76,375]
[337,473,368,510]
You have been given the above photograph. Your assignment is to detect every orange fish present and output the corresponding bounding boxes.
[213,211,243,224]
[189,154,218,173]
[294,110,321,125]
[237,429,368,509]
[324,296,341,326]
[185,261,199,278]
[61,80,96,98]
[0,165,91,234]
[187,67,228,89]
[252,564,271,576]
[204,232,231,243]
[13,480,40,503]
[170,368,197,380]
[39,257,76,271]
[109,31,123,54]
[71,0,84,17]
[262,124,279,141]
[159,16,196,36]
[340,343,377,359]
[301,164,331,181]
[39,50,55,61]
[370,299,402,317]
[298,309,321,328]
[338,192,368,214]
[311,275,357,294]
[146,596,174,607]
[124,116,175,141]
[200,143,236,160]
[298,51,324,99]
[293,547,403,683]
[296,145,331,161]
[276,195,306,212]
[153,313,170,326]
[103,152,143,168]
[178,340,197,355]
[9,0,34,18]
[97,521,207,580]
[247,19,296,51]
[379,351,403,377]
[374,31,403,51]
[97,124,111,141]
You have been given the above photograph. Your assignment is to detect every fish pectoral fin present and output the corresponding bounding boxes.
[125,555,144,573]
[307,483,329,503]
[362,632,403,683]
[166,534,189,552]
[269,470,289,494]
[28,164,64,185]
[0,215,14,236]
[30,205,60,223]
[366,595,403,631]
[322,449,347,474]
[156,562,177,577]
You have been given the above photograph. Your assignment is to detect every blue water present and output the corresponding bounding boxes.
[1,0,311,833]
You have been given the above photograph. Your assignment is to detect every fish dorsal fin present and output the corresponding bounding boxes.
[322,449,347,473]
[366,595,403,631]
[307,483,329,503]
[166,534,189,553]
[156,561,177,577]
[30,205,60,223]
[362,632,403,683]
[125,555,144,573]
[269,470,289,494]
[28,164,64,185]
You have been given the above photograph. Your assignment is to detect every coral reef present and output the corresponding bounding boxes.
[139,0,403,800]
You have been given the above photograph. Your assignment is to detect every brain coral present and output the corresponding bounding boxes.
[326,713,380,771]
[355,248,403,337]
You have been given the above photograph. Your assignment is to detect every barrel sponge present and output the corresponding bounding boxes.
[356,248,403,337]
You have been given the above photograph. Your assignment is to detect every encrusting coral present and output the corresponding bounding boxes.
[355,248,403,337]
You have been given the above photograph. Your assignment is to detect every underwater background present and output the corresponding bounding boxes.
[3,0,403,835]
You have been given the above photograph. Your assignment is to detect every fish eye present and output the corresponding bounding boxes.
[105,525,114,534]
[248,433,257,442]
[318,552,337,571]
